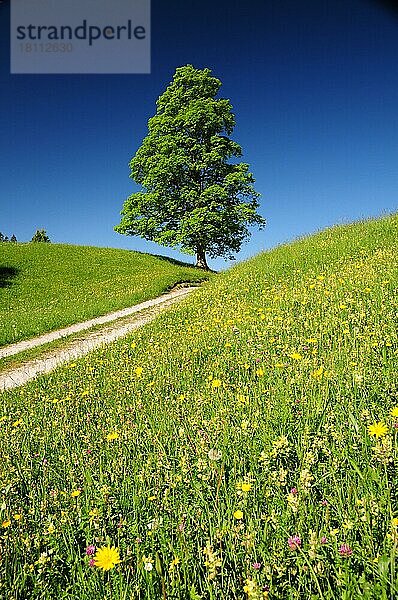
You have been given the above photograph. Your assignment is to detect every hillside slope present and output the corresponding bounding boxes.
[0,214,397,599]
[0,243,207,346]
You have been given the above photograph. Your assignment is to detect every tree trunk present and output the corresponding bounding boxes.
[196,246,209,270]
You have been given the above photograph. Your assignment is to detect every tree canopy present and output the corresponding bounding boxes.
[31,229,51,243]
[115,65,265,269]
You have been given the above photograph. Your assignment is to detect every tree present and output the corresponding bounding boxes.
[115,65,265,269]
[31,229,51,243]
[0,233,17,242]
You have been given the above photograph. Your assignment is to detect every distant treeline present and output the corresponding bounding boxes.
[0,229,51,243]
[0,233,17,242]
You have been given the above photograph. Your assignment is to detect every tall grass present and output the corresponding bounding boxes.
[0,243,207,347]
[0,214,397,599]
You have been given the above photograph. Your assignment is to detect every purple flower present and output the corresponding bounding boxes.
[290,487,298,495]
[321,536,328,544]
[338,543,353,557]
[86,545,96,556]
[288,535,301,550]
[178,519,186,532]
[252,561,261,570]
[89,558,95,567]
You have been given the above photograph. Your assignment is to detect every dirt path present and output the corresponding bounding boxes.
[0,286,196,391]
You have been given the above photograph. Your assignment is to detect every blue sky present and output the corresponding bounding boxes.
[1,0,397,270]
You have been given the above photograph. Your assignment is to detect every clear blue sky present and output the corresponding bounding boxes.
[1,0,397,270]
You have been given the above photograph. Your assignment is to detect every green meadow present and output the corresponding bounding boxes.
[0,243,206,347]
[1,214,398,599]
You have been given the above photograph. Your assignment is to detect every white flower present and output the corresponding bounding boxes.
[142,554,154,571]
[208,448,222,461]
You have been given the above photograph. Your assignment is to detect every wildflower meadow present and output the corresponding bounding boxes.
[0,214,397,599]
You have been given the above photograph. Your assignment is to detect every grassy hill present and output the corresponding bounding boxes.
[0,213,397,599]
[0,243,207,347]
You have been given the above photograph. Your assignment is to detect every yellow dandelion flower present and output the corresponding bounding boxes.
[241,482,252,493]
[391,407,398,418]
[289,352,302,361]
[312,366,324,379]
[237,394,248,404]
[392,518,398,527]
[134,366,143,377]
[106,431,119,441]
[233,510,244,520]
[13,514,22,521]
[243,577,256,594]
[367,422,388,439]
[255,368,264,377]
[169,556,180,570]
[211,379,222,388]
[71,489,81,497]
[12,419,23,427]
[2,520,11,528]
[94,546,121,571]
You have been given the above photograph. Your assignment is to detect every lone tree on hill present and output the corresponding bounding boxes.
[115,65,265,269]
[31,229,51,243]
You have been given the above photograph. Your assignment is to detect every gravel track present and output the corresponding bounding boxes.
[0,286,196,391]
